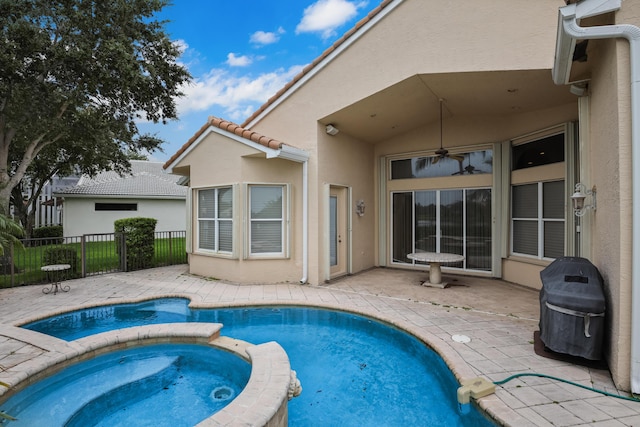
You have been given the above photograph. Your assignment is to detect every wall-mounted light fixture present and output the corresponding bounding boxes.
[325,124,339,136]
[356,199,365,217]
[571,183,596,217]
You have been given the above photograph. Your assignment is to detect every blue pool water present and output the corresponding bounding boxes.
[19,298,496,426]
[0,343,250,427]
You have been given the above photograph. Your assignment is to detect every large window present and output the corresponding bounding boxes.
[511,181,564,259]
[197,187,233,253]
[249,185,285,256]
[392,188,492,271]
[390,149,493,179]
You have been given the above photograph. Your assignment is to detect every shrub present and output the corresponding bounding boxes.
[114,217,157,271]
[33,226,64,245]
[42,247,78,276]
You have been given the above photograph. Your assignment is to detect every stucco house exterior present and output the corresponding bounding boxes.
[56,161,187,237]
[164,0,640,393]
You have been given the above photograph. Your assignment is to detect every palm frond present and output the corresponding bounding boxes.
[0,215,24,256]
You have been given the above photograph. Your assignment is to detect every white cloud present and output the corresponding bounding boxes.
[296,0,368,39]
[176,65,305,121]
[226,53,252,67]
[250,27,285,45]
[173,39,189,55]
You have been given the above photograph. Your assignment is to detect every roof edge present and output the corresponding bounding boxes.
[240,0,399,128]
[163,116,288,171]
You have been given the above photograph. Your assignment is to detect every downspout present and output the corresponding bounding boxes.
[267,145,309,284]
[300,159,308,284]
[554,0,640,393]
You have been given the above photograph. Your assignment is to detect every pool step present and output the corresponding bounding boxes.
[3,355,180,426]
[64,356,181,427]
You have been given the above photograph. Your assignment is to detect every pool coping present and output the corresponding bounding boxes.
[0,322,295,427]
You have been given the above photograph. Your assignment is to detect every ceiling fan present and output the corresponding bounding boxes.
[452,158,486,175]
[433,98,463,163]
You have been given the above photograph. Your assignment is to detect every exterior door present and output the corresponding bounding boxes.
[329,186,348,278]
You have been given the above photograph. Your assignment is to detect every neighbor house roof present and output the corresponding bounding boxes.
[164,0,396,170]
[56,161,187,199]
[163,116,287,169]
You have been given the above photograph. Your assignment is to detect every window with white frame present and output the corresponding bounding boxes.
[511,181,565,259]
[197,187,233,253]
[510,132,566,260]
[249,185,285,256]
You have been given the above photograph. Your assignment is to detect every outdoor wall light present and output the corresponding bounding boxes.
[326,124,339,136]
[356,199,365,216]
[571,183,596,217]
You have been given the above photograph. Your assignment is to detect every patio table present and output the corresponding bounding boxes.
[41,264,71,295]
[407,252,464,288]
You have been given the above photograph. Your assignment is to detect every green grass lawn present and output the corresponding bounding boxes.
[0,236,186,288]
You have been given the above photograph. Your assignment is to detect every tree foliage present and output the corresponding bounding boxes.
[0,213,23,255]
[0,0,191,213]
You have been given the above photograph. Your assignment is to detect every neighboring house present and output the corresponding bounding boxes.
[12,174,80,228]
[164,0,640,393]
[56,161,187,237]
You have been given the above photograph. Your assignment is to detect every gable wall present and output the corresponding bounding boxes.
[251,0,564,146]
[183,129,305,284]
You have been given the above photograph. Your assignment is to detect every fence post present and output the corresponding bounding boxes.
[10,241,14,287]
[118,233,127,272]
[81,235,86,278]
[168,231,173,264]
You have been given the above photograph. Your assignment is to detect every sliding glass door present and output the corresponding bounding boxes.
[392,188,492,271]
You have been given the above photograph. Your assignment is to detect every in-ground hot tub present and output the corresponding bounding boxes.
[0,323,298,427]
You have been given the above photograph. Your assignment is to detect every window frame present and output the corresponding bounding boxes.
[195,186,234,255]
[510,180,565,260]
[246,183,289,259]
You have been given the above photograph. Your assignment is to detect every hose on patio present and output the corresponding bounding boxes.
[493,373,640,403]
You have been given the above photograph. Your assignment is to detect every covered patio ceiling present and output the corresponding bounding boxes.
[320,70,578,144]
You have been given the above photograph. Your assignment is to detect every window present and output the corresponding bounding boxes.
[95,203,137,211]
[392,188,492,271]
[197,187,232,253]
[511,181,564,259]
[512,133,564,170]
[390,150,493,179]
[250,185,285,256]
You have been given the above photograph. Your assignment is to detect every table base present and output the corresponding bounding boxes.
[42,282,70,295]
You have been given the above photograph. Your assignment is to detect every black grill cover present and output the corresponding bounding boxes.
[539,257,605,360]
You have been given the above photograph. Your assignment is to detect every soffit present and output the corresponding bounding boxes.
[320,70,577,143]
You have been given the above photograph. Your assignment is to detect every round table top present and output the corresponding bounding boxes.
[41,264,71,272]
[407,252,465,263]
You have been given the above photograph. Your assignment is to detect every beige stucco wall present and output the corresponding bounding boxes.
[62,198,185,237]
[178,130,305,284]
[585,30,634,390]
[315,127,376,282]
[246,0,566,285]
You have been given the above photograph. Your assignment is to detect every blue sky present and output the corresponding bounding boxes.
[138,0,378,162]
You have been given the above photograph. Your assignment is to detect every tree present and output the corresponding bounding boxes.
[0,0,191,214]
[9,133,163,237]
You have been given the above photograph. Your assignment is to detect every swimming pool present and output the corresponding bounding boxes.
[20,298,496,426]
[0,343,251,427]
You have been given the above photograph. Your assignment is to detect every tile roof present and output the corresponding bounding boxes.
[163,116,286,169]
[164,0,395,170]
[56,161,187,198]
